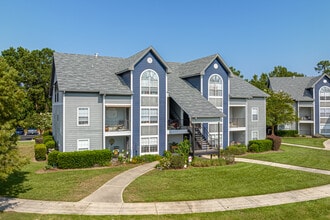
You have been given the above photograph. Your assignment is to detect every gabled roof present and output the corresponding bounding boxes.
[168,72,224,120]
[177,54,233,78]
[53,52,132,95]
[230,75,269,98]
[269,76,316,101]
[306,74,330,88]
[114,46,172,74]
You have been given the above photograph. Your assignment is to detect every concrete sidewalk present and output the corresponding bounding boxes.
[81,161,158,203]
[1,159,330,215]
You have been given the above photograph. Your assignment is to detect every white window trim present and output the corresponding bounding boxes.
[251,130,259,140]
[251,107,259,122]
[140,69,159,155]
[77,107,90,126]
[208,74,223,110]
[319,86,330,135]
[77,139,90,151]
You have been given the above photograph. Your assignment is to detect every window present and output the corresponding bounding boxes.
[208,75,223,109]
[251,107,259,121]
[77,139,90,151]
[77,107,90,126]
[319,86,330,135]
[251,131,259,140]
[208,74,223,149]
[140,70,159,154]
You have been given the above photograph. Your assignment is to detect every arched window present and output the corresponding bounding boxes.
[140,70,159,154]
[208,74,223,110]
[319,86,330,135]
[208,74,223,148]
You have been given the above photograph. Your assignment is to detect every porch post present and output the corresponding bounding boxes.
[218,121,221,158]
[192,123,195,157]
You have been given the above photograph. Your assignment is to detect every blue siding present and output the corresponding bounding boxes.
[119,71,131,88]
[185,75,201,91]
[314,75,330,134]
[203,60,229,148]
[132,52,167,156]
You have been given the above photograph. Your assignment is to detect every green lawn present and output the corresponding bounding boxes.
[123,162,330,203]
[282,137,327,148]
[1,197,329,219]
[240,145,330,170]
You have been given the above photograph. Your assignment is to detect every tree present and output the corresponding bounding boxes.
[1,47,54,114]
[249,73,269,91]
[266,90,297,135]
[315,60,330,75]
[249,66,304,91]
[229,66,244,78]
[0,58,27,181]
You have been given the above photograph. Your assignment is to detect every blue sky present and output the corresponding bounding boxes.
[1,0,329,79]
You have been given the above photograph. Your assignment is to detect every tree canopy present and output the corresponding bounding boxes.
[315,60,330,75]
[266,90,297,135]
[0,57,28,181]
[229,66,244,78]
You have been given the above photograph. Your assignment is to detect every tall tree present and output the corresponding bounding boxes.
[0,57,27,181]
[229,66,244,78]
[249,73,269,91]
[315,60,330,75]
[266,90,297,135]
[268,66,305,77]
[1,47,54,113]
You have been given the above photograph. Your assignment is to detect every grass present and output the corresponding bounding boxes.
[241,145,330,170]
[123,162,330,202]
[1,197,329,219]
[0,141,135,201]
[281,137,327,148]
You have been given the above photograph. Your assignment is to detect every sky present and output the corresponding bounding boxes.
[1,0,329,79]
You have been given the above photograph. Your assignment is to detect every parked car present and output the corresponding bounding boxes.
[15,127,24,135]
[27,128,39,135]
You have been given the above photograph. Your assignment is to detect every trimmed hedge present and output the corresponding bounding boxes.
[131,154,162,164]
[48,150,59,167]
[276,130,298,137]
[57,150,113,169]
[248,139,273,153]
[226,144,247,155]
[45,140,56,150]
[43,135,54,144]
[170,154,185,169]
[43,130,52,136]
[35,144,47,161]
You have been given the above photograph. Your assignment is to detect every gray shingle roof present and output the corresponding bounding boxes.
[230,75,269,98]
[268,76,316,101]
[168,72,225,119]
[53,52,132,95]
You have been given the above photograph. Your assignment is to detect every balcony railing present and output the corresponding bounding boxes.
[299,116,313,121]
[168,119,189,130]
[229,118,245,128]
[105,120,129,132]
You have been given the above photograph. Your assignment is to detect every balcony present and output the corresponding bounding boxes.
[229,118,246,128]
[167,119,190,134]
[105,107,130,136]
[105,119,129,132]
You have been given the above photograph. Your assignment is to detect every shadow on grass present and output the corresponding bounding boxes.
[0,171,32,197]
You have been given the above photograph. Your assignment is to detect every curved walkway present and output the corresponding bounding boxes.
[1,159,330,215]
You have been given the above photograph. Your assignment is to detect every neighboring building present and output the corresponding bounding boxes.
[268,74,330,136]
[51,47,268,156]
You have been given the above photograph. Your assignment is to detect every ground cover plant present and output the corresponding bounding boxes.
[0,197,329,219]
[240,145,330,170]
[281,137,327,148]
[123,162,330,202]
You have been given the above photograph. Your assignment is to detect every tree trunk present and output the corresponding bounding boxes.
[271,125,275,135]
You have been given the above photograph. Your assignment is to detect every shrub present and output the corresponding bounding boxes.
[276,130,298,137]
[48,150,59,167]
[157,157,171,170]
[267,135,282,151]
[191,157,226,167]
[174,139,190,159]
[248,139,273,152]
[170,154,185,169]
[57,150,112,169]
[131,154,162,164]
[43,135,54,145]
[35,144,47,161]
[226,144,247,155]
[43,130,52,136]
[222,150,235,164]
[45,140,56,150]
